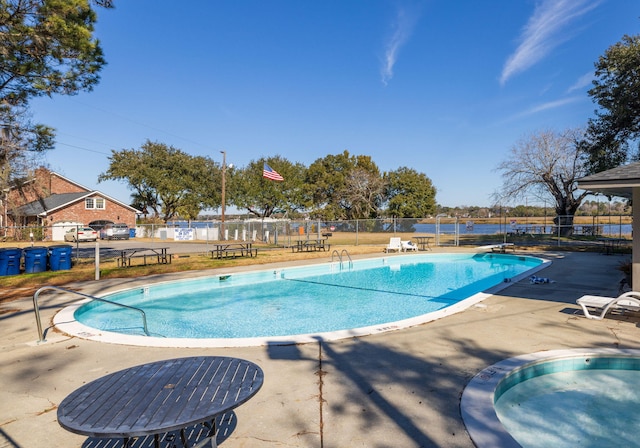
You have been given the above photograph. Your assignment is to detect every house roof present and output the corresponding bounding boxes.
[14,193,88,215]
[577,161,640,199]
[12,191,141,216]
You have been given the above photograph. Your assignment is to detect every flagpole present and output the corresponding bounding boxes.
[220,150,226,241]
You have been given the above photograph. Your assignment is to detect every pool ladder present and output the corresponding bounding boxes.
[32,286,151,343]
[331,249,353,270]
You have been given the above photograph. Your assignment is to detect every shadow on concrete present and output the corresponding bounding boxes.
[264,333,516,448]
[0,428,21,448]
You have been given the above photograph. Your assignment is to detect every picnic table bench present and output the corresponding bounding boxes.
[210,242,257,259]
[117,247,171,267]
[291,238,331,253]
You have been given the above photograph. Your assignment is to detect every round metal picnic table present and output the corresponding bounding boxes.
[57,356,264,447]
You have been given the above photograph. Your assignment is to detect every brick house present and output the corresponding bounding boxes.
[4,168,139,241]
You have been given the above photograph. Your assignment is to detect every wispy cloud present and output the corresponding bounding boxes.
[524,96,581,115]
[567,71,594,93]
[495,96,583,126]
[500,0,600,85]
[381,6,419,86]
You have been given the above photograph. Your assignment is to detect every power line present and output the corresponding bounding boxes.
[56,141,111,155]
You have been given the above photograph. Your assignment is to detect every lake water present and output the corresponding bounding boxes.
[165,220,632,236]
[413,222,631,236]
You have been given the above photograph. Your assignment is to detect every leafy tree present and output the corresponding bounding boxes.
[583,34,640,173]
[0,0,107,104]
[510,205,534,217]
[0,0,110,190]
[99,141,219,222]
[384,167,437,218]
[305,151,352,220]
[495,129,590,236]
[173,155,218,220]
[129,191,150,219]
[230,156,308,218]
[0,105,54,188]
[306,150,382,220]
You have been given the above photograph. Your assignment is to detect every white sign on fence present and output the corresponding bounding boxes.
[174,228,194,241]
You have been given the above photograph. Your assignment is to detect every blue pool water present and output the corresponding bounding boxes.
[494,355,640,448]
[461,349,640,448]
[75,253,543,340]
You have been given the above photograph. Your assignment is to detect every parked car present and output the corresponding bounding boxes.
[88,220,114,232]
[100,223,130,240]
[64,227,98,242]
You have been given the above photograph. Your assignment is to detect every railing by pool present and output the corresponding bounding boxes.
[32,286,150,343]
[331,249,353,270]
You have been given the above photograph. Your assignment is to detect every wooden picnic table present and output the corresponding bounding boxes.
[57,356,264,448]
[210,242,257,259]
[291,238,330,253]
[117,247,171,267]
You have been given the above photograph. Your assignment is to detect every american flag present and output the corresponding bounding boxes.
[263,163,284,181]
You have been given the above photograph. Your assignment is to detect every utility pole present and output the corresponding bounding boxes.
[220,150,226,241]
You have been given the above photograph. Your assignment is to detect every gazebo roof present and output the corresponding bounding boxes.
[577,161,640,199]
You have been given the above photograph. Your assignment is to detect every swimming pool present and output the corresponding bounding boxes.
[461,349,640,448]
[55,253,547,347]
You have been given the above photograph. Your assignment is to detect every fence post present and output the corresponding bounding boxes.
[95,241,100,280]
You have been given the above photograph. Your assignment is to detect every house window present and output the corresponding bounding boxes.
[85,198,106,210]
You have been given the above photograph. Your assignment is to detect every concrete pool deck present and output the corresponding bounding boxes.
[2,249,640,447]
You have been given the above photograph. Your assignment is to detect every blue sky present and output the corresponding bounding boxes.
[31,0,639,209]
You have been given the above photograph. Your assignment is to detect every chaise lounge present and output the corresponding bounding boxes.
[402,240,418,251]
[385,237,402,253]
[576,291,640,320]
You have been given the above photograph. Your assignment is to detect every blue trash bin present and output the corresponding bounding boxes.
[129,228,136,238]
[49,245,73,271]
[23,246,48,273]
[0,247,22,276]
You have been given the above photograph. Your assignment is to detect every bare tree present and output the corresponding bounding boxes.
[495,128,590,236]
[339,167,385,219]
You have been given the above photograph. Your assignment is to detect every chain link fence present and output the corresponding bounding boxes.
[1,216,631,250]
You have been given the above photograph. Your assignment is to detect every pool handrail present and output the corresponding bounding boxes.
[331,249,353,269]
[33,285,151,343]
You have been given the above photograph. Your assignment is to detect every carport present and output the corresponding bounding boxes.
[578,161,640,290]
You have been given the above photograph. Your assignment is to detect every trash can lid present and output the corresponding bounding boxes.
[49,245,72,253]
[23,246,48,251]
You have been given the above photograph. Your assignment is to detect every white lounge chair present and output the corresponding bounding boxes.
[385,237,402,253]
[576,291,640,320]
[402,240,418,251]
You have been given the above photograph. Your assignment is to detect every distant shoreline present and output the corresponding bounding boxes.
[418,216,632,225]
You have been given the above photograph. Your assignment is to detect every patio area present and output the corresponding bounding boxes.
[2,249,640,447]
